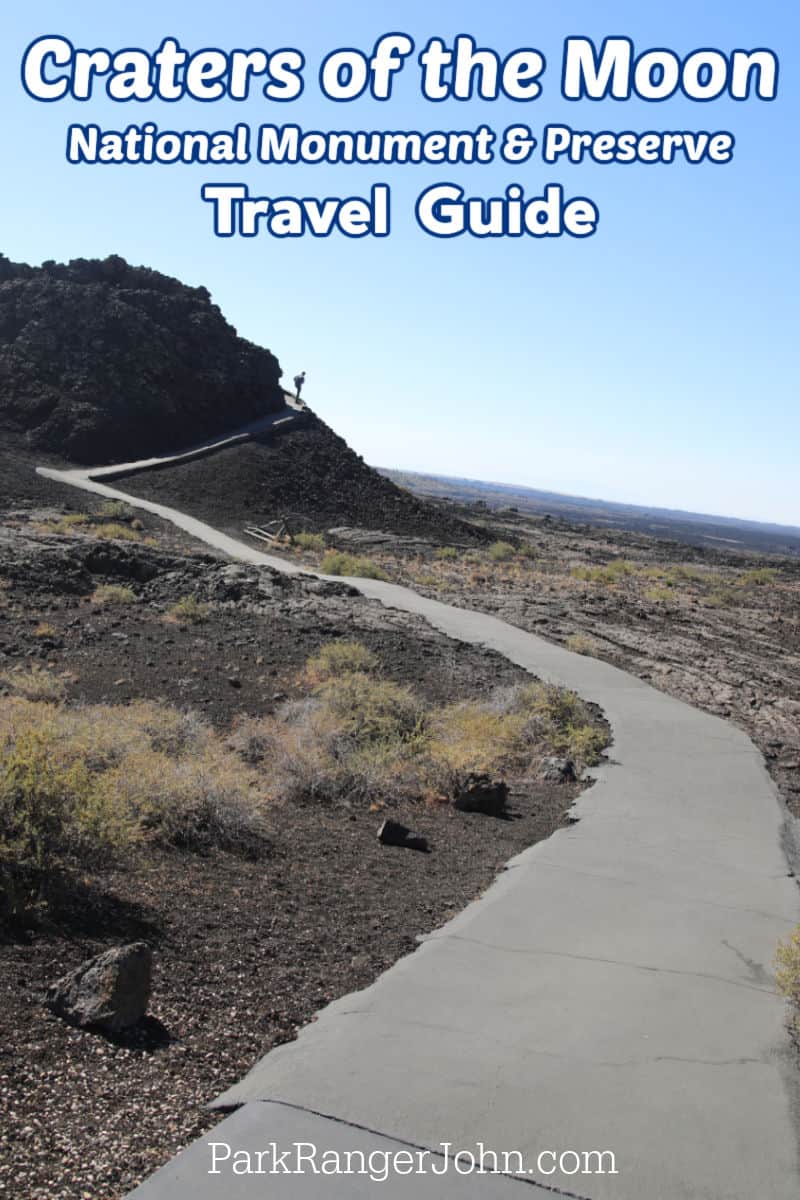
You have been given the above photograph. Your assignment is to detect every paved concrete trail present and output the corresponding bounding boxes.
[37,449,800,1199]
[76,395,306,483]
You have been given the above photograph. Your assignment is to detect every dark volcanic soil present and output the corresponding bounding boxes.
[0,439,204,556]
[123,414,485,545]
[0,519,492,724]
[0,515,595,1200]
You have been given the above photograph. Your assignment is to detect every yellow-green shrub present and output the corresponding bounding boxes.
[488,541,515,562]
[167,595,209,624]
[42,513,89,535]
[0,667,66,702]
[240,652,608,808]
[0,696,269,922]
[99,500,134,520]
[572,560,635,584]
[304,640,378,684]
[645,586,674,603]
[424,702,527,794]
[320,551,389,580]
[557,723,608,766]
[0,722,134,920]
[738,568,780,587]
[510,683,606,768]
[566,633,598,656]
[91,584,136,606]
[776,927,800,1030]
[234,655,428,805]
[93,522,141,542]
[293,531,326,552]
[40,509,142,541]
[104,740,264,854]
[314,674,426,746]
[703,589,735,608]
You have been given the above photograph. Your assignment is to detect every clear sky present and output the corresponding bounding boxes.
[1,1,797,524]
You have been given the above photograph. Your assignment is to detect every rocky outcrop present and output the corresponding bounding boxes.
[0,523,356,608]
[453,774,508,816]
[541,756,578,782]
[0,254,284,464]
[377,819,428,851]
[0,524,180,597]
[46,942,152,1032]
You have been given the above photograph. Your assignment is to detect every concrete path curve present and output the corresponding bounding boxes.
[35,461,800,1199]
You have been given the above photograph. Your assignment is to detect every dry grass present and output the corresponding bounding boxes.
[488,541,516,562]
[39,513,89,536]
[389,543,771,617]
[320,551,389,580]
[99,500,134,521]
[37,508,143,543]
[93,522,141,542]
[571,560,636,584]
[644,586,675,604]
[315,673,425,746]
[166,595,209,624]
[292,531,326,552]
[776,927,800,1032]
[563,559,757,609]
[427,681,605,796]
[738,567,780,587]
[566,633,599,656]
[303,640,379,685]
[702,589,736,608]
[0,695,269,922]
[91,584,136,606]
[0,667,67,703]
[230,649,606,810]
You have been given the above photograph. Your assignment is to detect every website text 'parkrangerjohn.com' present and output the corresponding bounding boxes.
[208,1139,619,1183]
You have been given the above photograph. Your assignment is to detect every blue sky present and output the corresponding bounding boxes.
[2,1,797,523]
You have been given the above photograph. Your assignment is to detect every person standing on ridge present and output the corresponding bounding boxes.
[293,370,306,402]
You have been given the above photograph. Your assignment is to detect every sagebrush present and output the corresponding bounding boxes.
[0,666,66,703]
[91,583,136,606]
[303,639,379,684]
[167,595,209,624]
[776,927,800,1032]
[293,531,326,552]
[320,551,389,580]
[0,696,268,922]
[230,651,606,809]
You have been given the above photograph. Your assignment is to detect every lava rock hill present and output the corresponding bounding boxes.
[0,253,284,464]
[0,254,482,543]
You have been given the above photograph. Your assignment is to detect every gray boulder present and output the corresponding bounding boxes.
[46,942,152,1033]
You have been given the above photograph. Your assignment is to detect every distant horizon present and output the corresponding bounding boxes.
[376,463,800,534]
[1,241,794,532]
